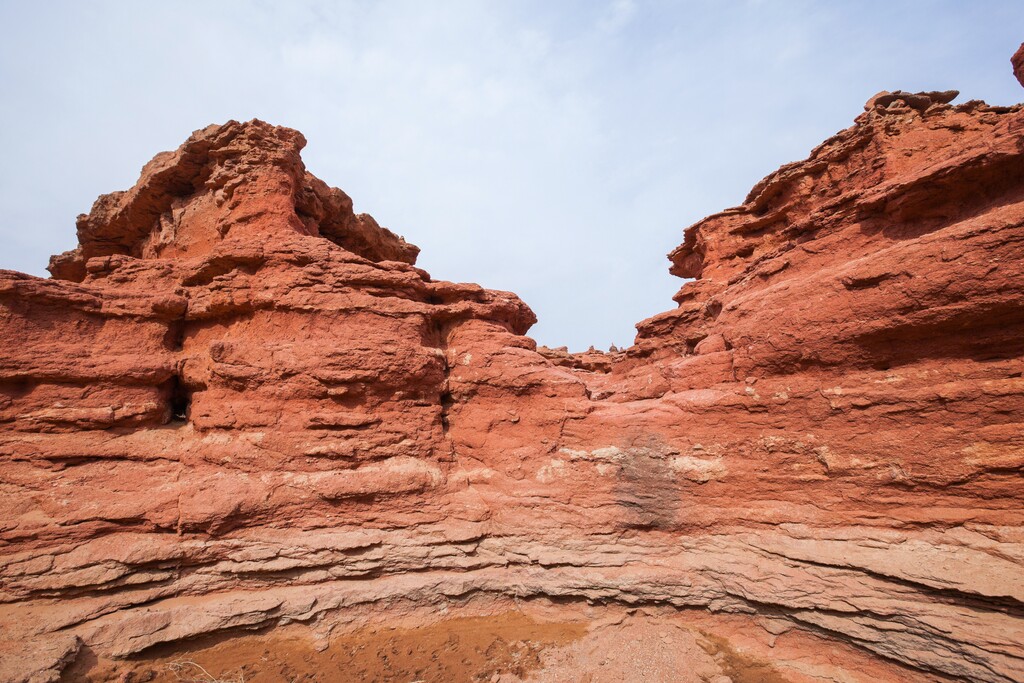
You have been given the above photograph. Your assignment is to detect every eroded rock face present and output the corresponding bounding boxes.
[1,69,1023,682]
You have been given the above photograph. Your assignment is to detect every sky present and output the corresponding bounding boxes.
[1,1,1022,351]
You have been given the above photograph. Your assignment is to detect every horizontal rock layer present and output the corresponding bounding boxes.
[1,80,1023,682]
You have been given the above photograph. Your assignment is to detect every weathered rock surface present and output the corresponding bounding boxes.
[1,60,1023,683]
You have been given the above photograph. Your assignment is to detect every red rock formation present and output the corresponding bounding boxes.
[1,61,1023,683]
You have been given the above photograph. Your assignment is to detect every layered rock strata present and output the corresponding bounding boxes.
[1,76,1023,682]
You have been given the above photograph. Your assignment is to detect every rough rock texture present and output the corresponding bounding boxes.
[1,72,1024,682]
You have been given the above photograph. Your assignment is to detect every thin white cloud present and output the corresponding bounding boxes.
[598,0,638,34]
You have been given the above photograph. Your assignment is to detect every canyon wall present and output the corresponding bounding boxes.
[1,72,1023,682]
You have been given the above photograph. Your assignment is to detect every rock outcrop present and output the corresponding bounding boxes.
[1,61,1023,683]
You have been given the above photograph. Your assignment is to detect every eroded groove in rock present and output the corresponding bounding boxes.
[1,54,1024,683]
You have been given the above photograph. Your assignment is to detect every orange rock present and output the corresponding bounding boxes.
[2,51,1024,683]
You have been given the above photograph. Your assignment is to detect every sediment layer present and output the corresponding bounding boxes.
[1,81,1023,682]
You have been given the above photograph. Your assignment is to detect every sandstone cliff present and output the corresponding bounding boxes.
[1,60,1023,683]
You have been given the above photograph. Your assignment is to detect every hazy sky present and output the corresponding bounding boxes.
[1,1,1022,350]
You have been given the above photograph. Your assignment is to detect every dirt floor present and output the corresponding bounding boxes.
[63,609,794,683]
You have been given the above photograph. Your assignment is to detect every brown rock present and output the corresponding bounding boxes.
[863,88,958,112]
[2,49,1024,683]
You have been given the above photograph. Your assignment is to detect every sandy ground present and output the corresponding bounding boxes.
[62,607,798,683]
[491,612,791,683]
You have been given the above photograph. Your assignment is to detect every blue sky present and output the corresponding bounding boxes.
[1,1,1022,350]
